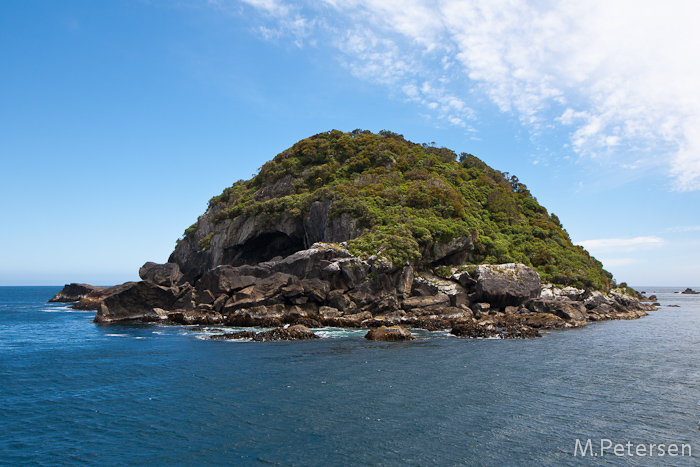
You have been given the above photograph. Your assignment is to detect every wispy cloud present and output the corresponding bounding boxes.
[666,226,700,233]
[575,236,665,252]
[229,0,700,190]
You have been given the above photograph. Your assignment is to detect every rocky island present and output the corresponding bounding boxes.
[51,130,656,340]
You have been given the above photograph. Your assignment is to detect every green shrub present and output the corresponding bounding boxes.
[197,232,214,252]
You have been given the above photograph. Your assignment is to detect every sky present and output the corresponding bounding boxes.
[1,0,699,287]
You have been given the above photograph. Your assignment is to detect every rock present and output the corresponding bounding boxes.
[213,294,228,313]
[138,262,186,287]
[327,290,353,311]
[681,288,700,294]
[401,293,450,310]
[395,265,414,297]
[364,325,415,341]
[474,263,541,308]
[198,289,216,305]
[411,277,439,297]
[49,283,109,303]
[95,282,180,323]
[211,330,257,340]
[210,325,319,341]
[400,317,452,331]
[270,244,354,279]
[454,271,477,291]
[451,321,540,338]
[300,278,330,302]
[450,322,499,338]
[70,297,104,311]
[253,325,319,341]
[524,299,587,322]
[471,302,491,313]
[318,306,342,318]
[196,264,269,296]
[450,292,470,308]
[419,235,474,265]
[167,309,223,325]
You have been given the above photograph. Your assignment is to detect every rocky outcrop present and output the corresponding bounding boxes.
[95,282,184,323]
[451,321,541,339]
[49,283,110,302]
[681,288,699,294]
[365,325,415,341]
[139,262,186,287]
[473,263,541,308]
[85,241,656,340]
[211,325,318,342]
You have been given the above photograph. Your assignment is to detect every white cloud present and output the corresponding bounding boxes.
[666,226,700,233]
[232,0,700,190]
[575,236,665,252]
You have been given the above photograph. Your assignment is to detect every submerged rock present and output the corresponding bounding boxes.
[210,325,318,341]
[364,325,415,341]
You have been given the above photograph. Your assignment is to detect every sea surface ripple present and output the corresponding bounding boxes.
[1,286,699,466]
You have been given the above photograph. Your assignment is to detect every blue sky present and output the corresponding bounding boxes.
[1,0,699,287]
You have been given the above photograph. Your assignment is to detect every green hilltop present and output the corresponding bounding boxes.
[183,129,613,291]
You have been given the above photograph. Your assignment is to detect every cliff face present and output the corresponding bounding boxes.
[169,199,368,284]
[169,129,609,290]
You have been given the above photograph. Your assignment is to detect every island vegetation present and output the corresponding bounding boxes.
[188,129,611,291]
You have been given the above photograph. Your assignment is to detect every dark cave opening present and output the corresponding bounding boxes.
[223,232,305,267]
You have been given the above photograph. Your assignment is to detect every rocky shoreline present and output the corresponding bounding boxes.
[50,243,657,341]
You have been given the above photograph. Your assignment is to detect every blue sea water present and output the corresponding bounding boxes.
[1,286,699,466]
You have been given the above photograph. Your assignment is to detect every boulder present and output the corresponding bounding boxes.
[252,325,318,341]
[474,263,541,308]
[411,278,439,296]
[269,244,354,278]
[450,322,499,338]
[364,325,415,341]
[524,299,587,322]
[401,293,450,310]
[454,271,477,291]
[138,262,186,287]
[210,325,318,341]
[681,288,700,294]
[196,264,269,296]
[95,282,180,323]
[419,235,474,265]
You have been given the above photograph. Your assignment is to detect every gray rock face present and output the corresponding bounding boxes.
[95,282,181,323]
[474,263,541,308]
[139,262,186,288]
[419,236,474,266]
[524,299,587,322]
[169,196,478,284]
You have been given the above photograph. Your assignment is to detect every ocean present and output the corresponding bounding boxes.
[1,286,699,466]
